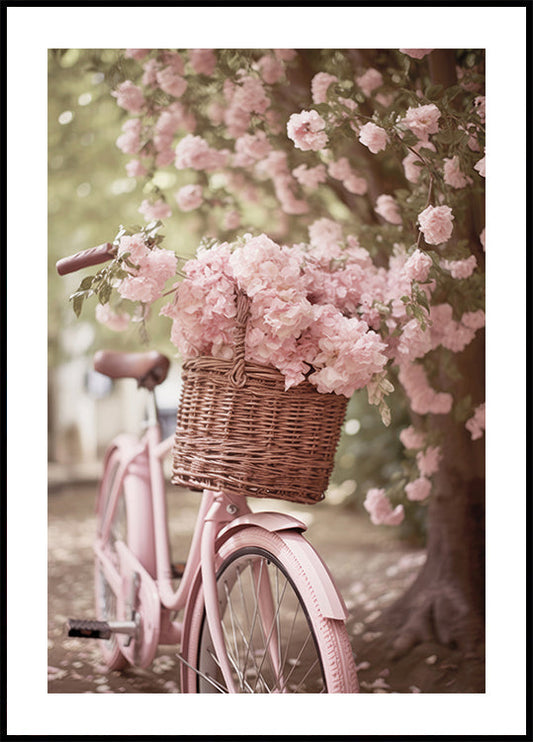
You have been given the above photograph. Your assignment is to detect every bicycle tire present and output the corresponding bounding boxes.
[180,526,358,693]
[94,443,155,670]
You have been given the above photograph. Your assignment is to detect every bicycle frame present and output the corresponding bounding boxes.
[94,389,307,689]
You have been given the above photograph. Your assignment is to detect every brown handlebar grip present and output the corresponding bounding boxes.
[56,243,115,276]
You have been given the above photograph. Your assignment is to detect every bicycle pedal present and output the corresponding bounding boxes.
[67,618,112,639]
[171,561,186,579]
[67,618,137,640]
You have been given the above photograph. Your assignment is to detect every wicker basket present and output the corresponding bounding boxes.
[171,292,348,504]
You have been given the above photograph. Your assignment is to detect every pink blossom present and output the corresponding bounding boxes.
[125,49,149,60]
[467,131,481,152]
[405,477,432,501]
[142,58,158,87]
[402,104,441,142]
[229,234,305,297]
[343,173,368,195]
[250,290,313,344]
[402,151,423,183]
[308,218,343,252]
[292,164,327,189]
[161,51,185,74]
[224,103,251,138]
[358,122,388,154]
[429,303,480,353]
[399,49,433,59]
[117,233,149,263]
[207,100,225,126]
[116,118,142,155]
[480,228,485,250]
[171,101,196,133]
[474,95,486,122]
[461,310,485,330]
[95,303,130,331]
[287,110,328,152]
[156,148,176,168]
[416,446,442,477]
[138,199,172,221]
[272,175,309,215]
[474,155,486,177]
[337,96,358,115]
[399,425,427,450]
[175,134,228,171]
[466,403,485,440]
[440,255,477,279]
[307,306,388,396]
[418,205,454,245]
[265,109,284,134]
[356,68,383,97]
[189,49,217,76]
[396,319,432,361]
[444,156,473,189]
[125,159,147,178]
[375,194,402,225]
[257,54,285,84]
[398,362,453,415]
[112,80,145,114]
[156,67,187,98]
[233,75,270,114]
[402,141,435,183]
[118,243,177,304]
[155,109,182,140]
[234,131,272,167]
[328,158,368,195]
[161,241,237,359]
[311,72,338,104]
[175,184,203,212]
[223,210,241,230]
[257,149,289,179]
[403,249,433,282]
[274,49,297,61]
[327,158,352,181]
[364,488,405,526]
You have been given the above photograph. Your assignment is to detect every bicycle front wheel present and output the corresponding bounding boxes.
[181,526,358,693]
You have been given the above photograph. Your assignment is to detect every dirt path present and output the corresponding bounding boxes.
[48,482,484,695]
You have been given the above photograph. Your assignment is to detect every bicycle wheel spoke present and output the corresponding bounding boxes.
[236,557,265,682]
[218,602,269,692]
[252,574,289,692]
[277,631,316,689]
[223,561,273,692]
[206,644,257,693]
[177,653,228,693]
[222,579,242,681]
[279,599,302,673]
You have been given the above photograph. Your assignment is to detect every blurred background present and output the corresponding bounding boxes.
[48,48,425,544]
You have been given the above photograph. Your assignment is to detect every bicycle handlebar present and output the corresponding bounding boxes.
[56,242,116,276]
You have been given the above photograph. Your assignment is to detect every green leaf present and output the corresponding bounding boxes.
[72,294,84,318]
[78,276,94,290]
[98,283,112,304]
[425,83,443,100]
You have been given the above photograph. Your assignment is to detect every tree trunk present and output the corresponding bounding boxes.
[386,331,486,658]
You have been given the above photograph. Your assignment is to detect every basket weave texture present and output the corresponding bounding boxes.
[171,292,348,504]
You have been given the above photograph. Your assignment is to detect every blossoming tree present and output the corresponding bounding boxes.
[74,48,485,657]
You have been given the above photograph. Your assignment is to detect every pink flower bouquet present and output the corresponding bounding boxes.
[161,232,389,399]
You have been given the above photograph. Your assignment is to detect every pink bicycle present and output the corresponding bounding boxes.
[57,245,359,694]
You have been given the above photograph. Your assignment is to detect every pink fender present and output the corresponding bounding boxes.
[217,511,349,621]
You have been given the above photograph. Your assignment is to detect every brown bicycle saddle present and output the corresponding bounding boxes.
[93,350,170,390]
